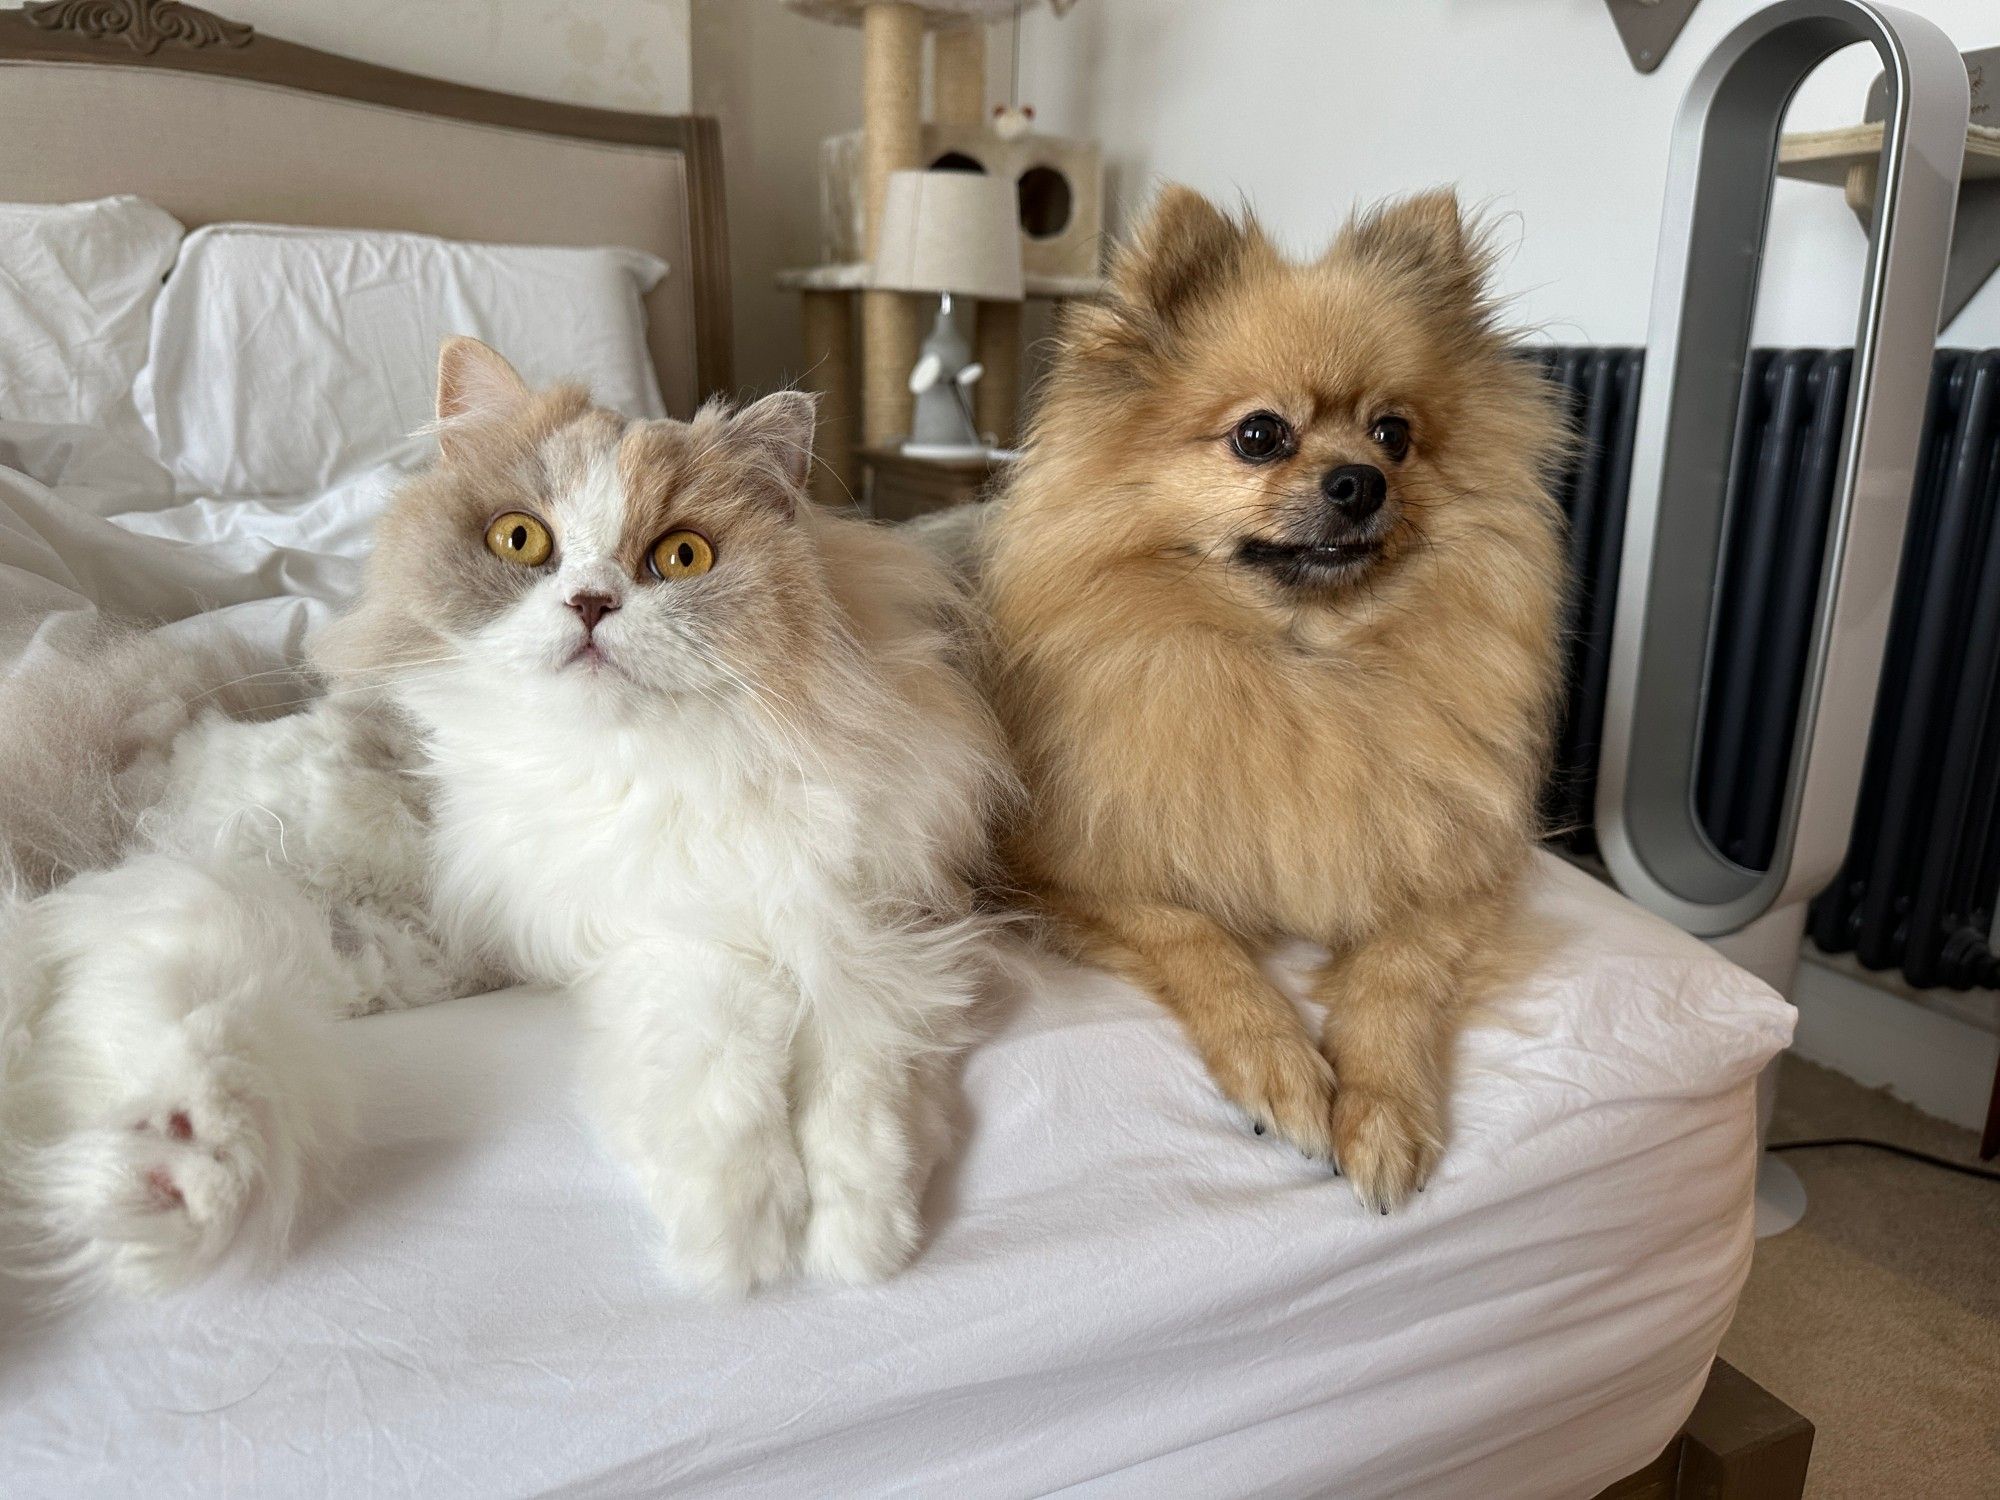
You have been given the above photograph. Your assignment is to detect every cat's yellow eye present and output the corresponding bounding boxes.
[484,511,553,567]
[650,529,715,580]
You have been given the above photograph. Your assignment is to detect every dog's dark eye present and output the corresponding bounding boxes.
[1369,416,1412,462]
[1230,411,1292,463]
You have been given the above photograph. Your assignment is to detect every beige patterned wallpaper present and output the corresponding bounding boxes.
[225,0,693,112]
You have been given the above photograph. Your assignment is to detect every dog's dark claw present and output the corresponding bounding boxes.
[1380,1205,1389,1216]
[1252,1122,1265,1136]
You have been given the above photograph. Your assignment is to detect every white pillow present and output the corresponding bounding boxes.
[0,197,184,430]
[138,224,669,497]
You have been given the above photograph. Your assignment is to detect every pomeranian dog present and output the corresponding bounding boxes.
[981,186,1567,1210]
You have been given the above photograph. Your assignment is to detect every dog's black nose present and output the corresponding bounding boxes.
[1321,464,1386,519]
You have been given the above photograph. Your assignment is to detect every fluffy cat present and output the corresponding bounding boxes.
[324,340,1012,1291]
[1,339,1011,1296]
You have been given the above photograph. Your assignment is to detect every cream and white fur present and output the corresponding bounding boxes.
[339,343,1012,1294]
[0,631,455,1296]
[1,340,1009,1298]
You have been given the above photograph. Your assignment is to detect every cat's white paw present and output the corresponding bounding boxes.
[653,1148,808,1296]
[795,1068,932,1286]
[42,1092,266,1295]
[802,1182,921,1286]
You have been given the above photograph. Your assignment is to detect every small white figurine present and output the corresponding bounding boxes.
[991,102,1035,140]
[904,294,988,458]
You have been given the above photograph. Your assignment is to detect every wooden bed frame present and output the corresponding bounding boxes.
[0,6,1813,1494]
[1593,1361,1813,1500]
[0,0,731,413]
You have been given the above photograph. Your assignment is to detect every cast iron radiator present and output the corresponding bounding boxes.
[1533,345,2000,993]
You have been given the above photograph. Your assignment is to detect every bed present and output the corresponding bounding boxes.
[0,6,1798,1497]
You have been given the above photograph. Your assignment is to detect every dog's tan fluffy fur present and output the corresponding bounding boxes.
[982,186,1567,1209]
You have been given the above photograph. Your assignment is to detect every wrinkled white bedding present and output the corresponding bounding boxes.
[0,421,381,669]
[0,423,1797,1499]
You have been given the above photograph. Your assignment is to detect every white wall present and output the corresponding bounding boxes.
[691,1,871,397]
[1011,0,2000,352]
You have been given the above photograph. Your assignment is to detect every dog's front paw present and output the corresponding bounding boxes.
[1211,1031,1337,1162]
[653,1149,809,1297]
[1332,1087,1441,1213]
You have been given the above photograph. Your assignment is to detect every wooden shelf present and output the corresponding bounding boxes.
[1776,122,2000,187]
[777,261,1105,299]
[858,443,1011,522]
[1776,123,2000,326]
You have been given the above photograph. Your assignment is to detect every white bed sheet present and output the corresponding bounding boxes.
[0,424,1798,1499]
[0,420,390,670]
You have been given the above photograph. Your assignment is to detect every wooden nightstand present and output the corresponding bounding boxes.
[857,446,1012,522]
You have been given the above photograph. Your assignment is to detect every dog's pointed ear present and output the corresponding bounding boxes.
[1336,189,1483,310]
[436,337,530,456]
[728,389,818,511]
[1109,184,1258,327]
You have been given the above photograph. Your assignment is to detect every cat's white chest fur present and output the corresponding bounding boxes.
[422,701,839,987]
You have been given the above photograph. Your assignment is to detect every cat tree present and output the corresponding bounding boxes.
[779,0,1101,503]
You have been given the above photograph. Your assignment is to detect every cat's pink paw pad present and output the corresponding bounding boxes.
[108,1097,261,1228]
[133,1104,210,1146]
[81,1121,261,1293]
[143,1165,185,1210]
[47,1087,277,1293]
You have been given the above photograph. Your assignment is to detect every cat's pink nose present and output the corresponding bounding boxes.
[567,592,620,633]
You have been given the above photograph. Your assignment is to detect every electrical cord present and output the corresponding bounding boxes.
[1768,1136,2000,1185]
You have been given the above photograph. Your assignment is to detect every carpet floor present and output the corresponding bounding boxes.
[1719,1054,2000,1498]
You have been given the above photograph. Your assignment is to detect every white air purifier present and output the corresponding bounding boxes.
[1592,0,1969,1237]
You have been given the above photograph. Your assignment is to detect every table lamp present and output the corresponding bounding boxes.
[871,169,1024,457]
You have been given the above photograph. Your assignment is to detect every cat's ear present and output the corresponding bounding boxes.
[730,390,818,510]
[436,337,530,454]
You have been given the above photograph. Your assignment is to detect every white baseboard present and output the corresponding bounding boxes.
[1789,956,1999,1132]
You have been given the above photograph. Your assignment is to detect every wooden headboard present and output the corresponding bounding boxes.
[0,0,732,415]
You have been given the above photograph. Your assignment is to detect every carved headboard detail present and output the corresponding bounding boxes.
[27,0,253,56]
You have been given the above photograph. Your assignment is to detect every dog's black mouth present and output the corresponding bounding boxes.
[1236,535,1384,586]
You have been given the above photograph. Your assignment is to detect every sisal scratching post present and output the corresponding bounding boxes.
[862,3,925,448]
[932,21,985,127]
[800,289,858,505]
[974,299,1022,447]
[860,3,924,241]
[863,292,924,448]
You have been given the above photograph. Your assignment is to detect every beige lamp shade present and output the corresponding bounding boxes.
[871,170,1025,301]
